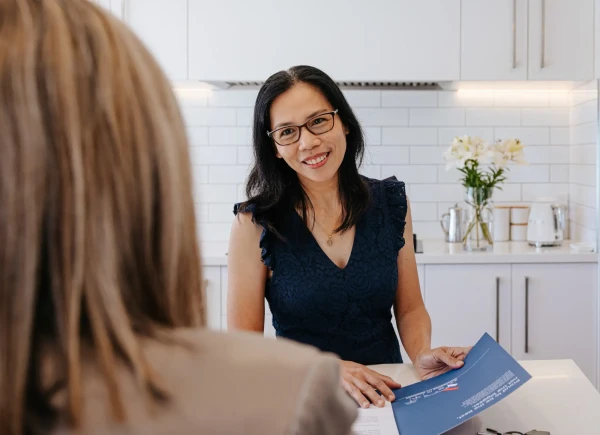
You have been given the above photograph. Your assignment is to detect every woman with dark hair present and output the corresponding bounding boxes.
[228,65,472,409]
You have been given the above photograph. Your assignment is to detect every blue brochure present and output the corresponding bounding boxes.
[391,333,531,435]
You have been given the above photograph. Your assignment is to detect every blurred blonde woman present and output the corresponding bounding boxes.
[0,1,356,434]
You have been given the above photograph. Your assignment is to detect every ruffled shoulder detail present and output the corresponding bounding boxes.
[381,176,408,252]
[233,202,275,270]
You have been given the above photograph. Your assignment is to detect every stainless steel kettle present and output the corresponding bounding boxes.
[440,204,464,243]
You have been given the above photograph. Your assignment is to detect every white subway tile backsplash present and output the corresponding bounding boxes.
[410,203,438,221]
[570,184,597,209]
[209,127,251,145]
[194,184,238,203]
[183,108,237,126]
[187,127,209,146]
[343,90,381,108]
[550,165,570,183]
[437,166,461,183]
[359,165,382,179]
[550,127,570,145]
[490,184,522,202]
[208,203,236,222]
[363,127,382,145]
[194,203,209,222]
[438,127,494,145]
[438,91,494,107]
[382,127,438,145]
[237,184,247,202]
[381,165,437,184]
[237,146,253,164]
[571,204,597,229]
[410,146,446,165]
[521,108,569,126]
[382,91,437,107]
[571,122,596,145]
[236,108,254,126]
[570,100,597,126]
[409,184,464,202]
[199,223,233,242]
[570,145,596,165]
[494,127,549,145]
[569,165,596,187]
[174,87,594,246]
[190,146,238,165]
[208,90,258,107]
[522,183,569,202]
[355,108,409,126]
[412,221,444,240]
[493,92,549,108]
[209,165,249,184]
[466,108,520,126]
[504,165,550,183]
[365,146,409,165]
[523,146,569,165]
[192,165,209,185]
[410,108,465,126]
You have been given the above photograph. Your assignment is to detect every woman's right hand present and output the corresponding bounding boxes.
[340,360,402,408]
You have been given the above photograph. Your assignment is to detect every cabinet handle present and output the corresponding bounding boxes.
[540,0,546,69]
[495,277,500,343]
[525,276,530,353]
[512,0,517,69]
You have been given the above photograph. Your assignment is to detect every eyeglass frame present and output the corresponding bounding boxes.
[266,109,339,146]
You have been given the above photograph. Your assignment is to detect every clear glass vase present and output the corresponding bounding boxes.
[463,186,494,251]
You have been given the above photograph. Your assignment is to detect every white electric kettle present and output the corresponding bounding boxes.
[526,197,567,247]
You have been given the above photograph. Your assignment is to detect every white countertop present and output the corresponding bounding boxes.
[201,240,598,266]
[360,359,600,435]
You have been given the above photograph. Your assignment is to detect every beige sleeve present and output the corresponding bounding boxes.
[287,355,358,435]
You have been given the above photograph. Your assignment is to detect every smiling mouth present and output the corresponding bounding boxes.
[303,152,330,167]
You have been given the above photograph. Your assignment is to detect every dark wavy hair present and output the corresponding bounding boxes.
[238,65,370,237]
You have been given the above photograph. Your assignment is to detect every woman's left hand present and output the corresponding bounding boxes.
[414,346,472,380]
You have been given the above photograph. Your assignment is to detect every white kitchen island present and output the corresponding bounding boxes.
[355,359,600,435]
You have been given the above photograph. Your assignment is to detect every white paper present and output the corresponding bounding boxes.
[351,402,399,435]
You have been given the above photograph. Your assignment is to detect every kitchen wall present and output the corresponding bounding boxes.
[569,80,598,245]
[175,87,581,255]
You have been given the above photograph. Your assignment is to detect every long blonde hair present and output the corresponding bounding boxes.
[0,1,204,433]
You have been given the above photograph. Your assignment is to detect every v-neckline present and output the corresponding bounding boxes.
[293,210,360,271]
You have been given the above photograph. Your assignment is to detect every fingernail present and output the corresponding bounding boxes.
[378,400,384,406]
[388,394,395,401]
[362,402,369,408]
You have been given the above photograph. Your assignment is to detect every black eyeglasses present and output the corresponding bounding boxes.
[267,109,339,146]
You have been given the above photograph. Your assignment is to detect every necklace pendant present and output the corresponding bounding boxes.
[326,237,333,247]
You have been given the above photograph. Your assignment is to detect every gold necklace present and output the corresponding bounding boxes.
[313,219,335,246]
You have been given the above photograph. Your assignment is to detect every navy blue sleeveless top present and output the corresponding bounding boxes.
[233,176,408,365]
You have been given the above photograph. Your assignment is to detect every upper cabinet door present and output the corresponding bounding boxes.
[528,0,594,80]
[125,0,188,82]
[188,0,460,83]
[461,0,528,80]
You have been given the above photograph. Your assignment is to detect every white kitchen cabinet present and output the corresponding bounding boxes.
[461,0,528,80]
[425,264,512,351]
[528,0,594,80]
[511,263,598,386]
[188,0,460,83]
[202,266,221,330]
[124,0,188,82]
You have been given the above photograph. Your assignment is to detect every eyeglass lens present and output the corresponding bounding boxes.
[272,113,335,145]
